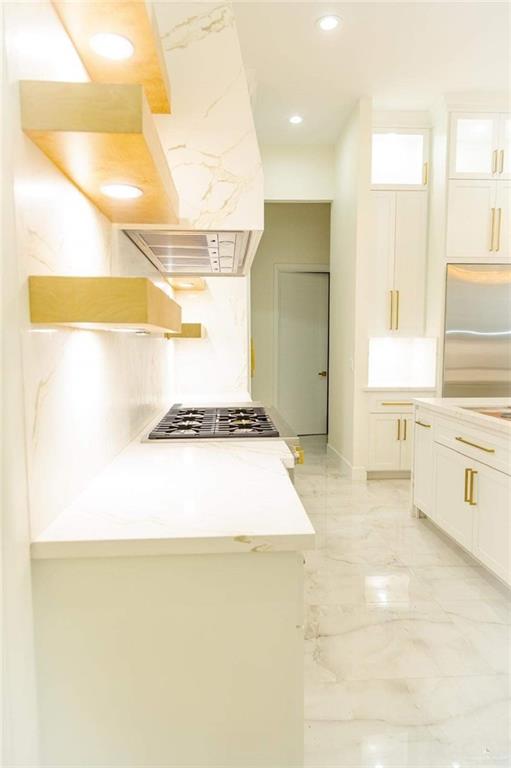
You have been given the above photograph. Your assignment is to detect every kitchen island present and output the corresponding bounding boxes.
[412,398,510,586]
[31,426,314,767]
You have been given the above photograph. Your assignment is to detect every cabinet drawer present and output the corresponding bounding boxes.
[414,406,435,430]
[368,396,416,413]
[434,416,510,474]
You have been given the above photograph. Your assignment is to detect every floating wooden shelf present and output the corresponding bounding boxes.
[20,81,178,225]
[29,276,182,334]
[165,323,205,339]
[51,0,171,114]
[168,277,207,292]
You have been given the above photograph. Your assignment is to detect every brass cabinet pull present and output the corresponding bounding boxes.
[455,436,495,454]
[499,149,505,174]
[318,371,328,377]
[492,149,499,174]
[464,468,470,502]
[382,401,413,406]
[468,469,478,506]
[495,208,502,251]
[422,161,429,185]
[294,446,305,465]
[250,338,256,377]
[389,290,394,330]
[397,418,401,441]
[490,208,496,251]
[395,290,400,330]
[415,420,431,428]
[403,418,407,440]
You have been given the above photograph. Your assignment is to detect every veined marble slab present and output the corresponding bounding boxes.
[414,397,511,436]
[31,431,315,559]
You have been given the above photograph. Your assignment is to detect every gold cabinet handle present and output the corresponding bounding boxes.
[415,420,431,428]
[250,338,256,377]
[389,290,394,330]
[489,207,496,251]
[455,436,495,454]
[294,446,305,465]
[464,468,470,502]
[403,418,407,440]
[499,149,505,174]
[492,149,499,174]
[468,469,478,506]
[397,418,401,441]
[382,401,413,406]
[395,289,400,330]
[318,371,328,377]
[422,161,428,185]
[495,207,502,251]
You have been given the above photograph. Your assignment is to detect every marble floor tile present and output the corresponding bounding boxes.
[296,435,511,768]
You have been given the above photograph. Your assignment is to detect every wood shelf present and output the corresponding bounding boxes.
[29,276,182,334]
[165,323,205,339]
[20,81,178,225]
[168,277,207,292]
[51,0,171,114]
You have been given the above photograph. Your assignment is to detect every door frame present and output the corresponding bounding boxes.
[273,264,330,430]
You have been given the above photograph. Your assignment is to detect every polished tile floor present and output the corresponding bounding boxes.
[296,436,511,768]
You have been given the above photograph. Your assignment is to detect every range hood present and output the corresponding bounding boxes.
[124,229,260,276]
[120,3,264,278]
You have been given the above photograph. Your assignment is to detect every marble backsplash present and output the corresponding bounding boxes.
[5,1,175,538]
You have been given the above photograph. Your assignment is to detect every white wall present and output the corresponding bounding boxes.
[328,100,372,476]
[261,145,335,201]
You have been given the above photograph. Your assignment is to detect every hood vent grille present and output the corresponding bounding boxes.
[124,229,253,276]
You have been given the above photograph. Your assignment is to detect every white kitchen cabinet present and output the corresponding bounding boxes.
[368,413,413,471]
[449,112,510,180]
[433,442,474,548]
[446,179,509,260]
[412,412,434,516]
[371,129,429,189]
[368,190,428,334]
[471,460,511,583]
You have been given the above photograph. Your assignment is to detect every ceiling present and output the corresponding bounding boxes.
[233,1,510,144]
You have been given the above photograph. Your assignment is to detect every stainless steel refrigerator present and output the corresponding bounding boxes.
[443,264,511,397]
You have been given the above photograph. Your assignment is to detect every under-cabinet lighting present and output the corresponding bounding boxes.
[289,115,303,125]
[100,183,143,200]
[317,15,341,31]
[89,32,135,61]
[178,282,195,289]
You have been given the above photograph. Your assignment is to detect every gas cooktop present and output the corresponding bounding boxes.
[147,405,280,440]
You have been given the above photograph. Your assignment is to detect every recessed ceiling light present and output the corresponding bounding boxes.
[90,32,135,61]
[289,115,303,125]
[318,15,342,31]
[100,183,143,200]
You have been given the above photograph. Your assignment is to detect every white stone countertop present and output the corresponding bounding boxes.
[414,397,511,436]
[31,422,315,560]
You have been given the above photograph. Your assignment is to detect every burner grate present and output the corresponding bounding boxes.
[147,406,280,440]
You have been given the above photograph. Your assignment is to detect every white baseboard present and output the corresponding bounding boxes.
[327,443,367,482]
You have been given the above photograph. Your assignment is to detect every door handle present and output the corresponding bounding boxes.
[490,208,496,251]
[397,418,401,441]
[499,149,505,174]
[403,418,407,440]
[395,290,400,330]
[318,371,328,377]
[495,208,502,251]
[468,469,477,505]
[492,149,499,174]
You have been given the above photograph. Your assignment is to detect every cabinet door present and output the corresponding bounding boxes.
[393,192,428,334]
[471,462,511,584]
[399,416,414,471]
[368,414,401,471]
[433,444,474,547]
[446,180,497,260]
[412,418,434,513]
[368,192,396,333]
[498,114,511,179]
[449,113,500,179]
[494,181,511,258]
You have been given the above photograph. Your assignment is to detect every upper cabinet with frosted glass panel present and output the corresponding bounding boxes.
[449,113,511,179]
[371,129,430,190]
